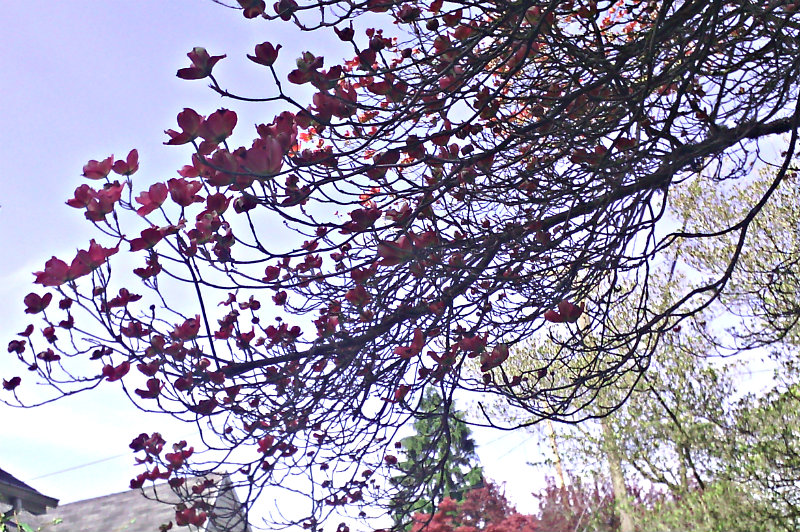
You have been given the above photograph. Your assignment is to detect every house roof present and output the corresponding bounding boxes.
[0,467,59,515]
[18,475,249,532]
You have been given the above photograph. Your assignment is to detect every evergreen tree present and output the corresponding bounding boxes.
[390,389,484,527]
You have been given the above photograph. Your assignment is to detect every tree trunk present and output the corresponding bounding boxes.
[545,419,568,489]
[601,417,636,532]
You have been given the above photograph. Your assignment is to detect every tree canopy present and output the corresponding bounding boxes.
[4,0,800,529]
[499,156,800,531]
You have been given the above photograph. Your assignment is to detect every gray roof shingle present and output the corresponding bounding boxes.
[17,475,248,532]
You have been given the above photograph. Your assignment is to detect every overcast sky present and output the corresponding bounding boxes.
[0,1,541,518]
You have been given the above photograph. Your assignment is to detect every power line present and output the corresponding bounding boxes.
[31,453,128,480]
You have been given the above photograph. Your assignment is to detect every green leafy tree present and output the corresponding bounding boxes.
[614,331,781,532]
[492,156,800,531]
[506,324,784,532]
[662,147,800,530]
[391,389,484,526]
[670,158,800,350]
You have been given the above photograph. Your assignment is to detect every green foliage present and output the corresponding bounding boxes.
[0,513,36,532]
[499,272,800,529]
[638,479,782,532]
[722,384,800,530]
[670,163,800,349]
[390,389,484,527]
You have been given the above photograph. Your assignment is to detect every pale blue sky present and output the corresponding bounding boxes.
[0,0,541,515]
[0,0,271,504]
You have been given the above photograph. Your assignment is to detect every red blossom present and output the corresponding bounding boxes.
[204,193,231,215]
[543,310,563,323]
[172,316,201,341]
[351,265,377,283]
[458,335,487,355]
[297,254,322,272]
[558,299,585,321]
[235,329,256,348]
[130,227,164,252]
[341,208,381,234]
[377,235,414,266]
[334,24,354,41]
[7,340,26,355]
[176,508,207,527]
[345,285,372,307]
[312,90,354,120]
[175,373,194,391]
[396,3,421,22]
[394,328,425,359]
[544,300,585,323]
[248,42,282,66]
[147,466,170,481]
[176,47,226,80]
[288,52,324,85]
[102,361,131,382]
[134,255,162,279]
[37,349,61,362]
[135,378,162,399]
[385,384,410,403]
[66,184,96,209]
[137,360,160,376]
[42,327,57,344]
[121,321,150,338]
[129,475,146,490]
[238,0,266,17]
[198,109,237,144]
[165,108,203,145]
[69,240,118,278]
[85,182,124,222]
[234,194,258,213]
[165,447,194,468]
[82,155,114,180]
[178,162,200,178]
[208,370,226,384]
[23,292,52,314]
[129,432,165,454]
[480,344,509,372]
[135,182,168,216]
[112,149,139,176]
[273,0,297,20]
[241,137,284,176]
[167,178,203,207]
[411,230,439,248]
[3,377,21,391]
[190,398,218,416]
[258,435,275,453]
[34,257,71,287]
[256,111,298,152]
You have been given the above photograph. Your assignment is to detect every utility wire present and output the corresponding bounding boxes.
[31,453,128,480]
[30,429,197,481]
